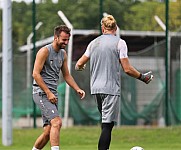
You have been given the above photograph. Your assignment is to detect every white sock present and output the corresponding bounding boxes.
[32,147,41,150]
[51,146,59,150]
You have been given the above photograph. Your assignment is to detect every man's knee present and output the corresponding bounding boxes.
[51,117,62,129]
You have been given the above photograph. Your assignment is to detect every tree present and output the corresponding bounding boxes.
[123,1,181,31]
[0,0,180,53]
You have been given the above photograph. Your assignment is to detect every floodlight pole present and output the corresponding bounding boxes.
[180,45,181,71]
[32,0,37,128]
[26,21,42,126]
[154,12,170,126]
[165,0,170,126]
[154,16,166,31]
[57,10,73,128]
[99,0,103,34]
[27,21,43,88]
[2,0,13,146]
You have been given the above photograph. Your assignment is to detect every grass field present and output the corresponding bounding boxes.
[0,125,181,150]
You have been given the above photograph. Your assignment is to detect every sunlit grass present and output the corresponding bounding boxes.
[0,126,181,150]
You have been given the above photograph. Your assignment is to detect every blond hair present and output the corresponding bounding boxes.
[101,15,117,31]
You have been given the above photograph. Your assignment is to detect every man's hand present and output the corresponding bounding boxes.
[75,64,86,71]
[76,89,85,99]
[138,71,153,84]
[47,91,58,104]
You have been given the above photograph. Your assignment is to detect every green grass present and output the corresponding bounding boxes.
[0,126,181,150]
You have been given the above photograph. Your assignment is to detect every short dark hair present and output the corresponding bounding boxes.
[54,25,71,37]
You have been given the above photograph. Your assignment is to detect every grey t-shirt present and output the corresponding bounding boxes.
[33,44,64,96]
[84,34,128,95]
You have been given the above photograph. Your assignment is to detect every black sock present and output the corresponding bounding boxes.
[98,122,114,150]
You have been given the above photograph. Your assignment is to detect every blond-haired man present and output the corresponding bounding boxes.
[75,15,153,150]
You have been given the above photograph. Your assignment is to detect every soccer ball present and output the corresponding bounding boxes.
[130,146,144,150]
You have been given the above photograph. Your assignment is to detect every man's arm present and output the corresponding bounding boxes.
[75,55,89,71]
[120,58,153,84]
[120,58,140,78]
[61,52,85,99]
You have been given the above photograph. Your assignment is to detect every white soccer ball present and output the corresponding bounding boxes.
[130,146,144,150]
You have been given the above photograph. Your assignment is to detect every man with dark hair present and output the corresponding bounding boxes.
[32,25,85,150]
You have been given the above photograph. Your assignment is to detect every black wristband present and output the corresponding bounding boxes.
[138,73,142,79]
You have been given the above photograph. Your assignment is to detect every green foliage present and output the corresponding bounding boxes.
[12,2,32,48]
[104,0,135,29]
[124,2,163,31]
[124,1,181,31]
[56,0,100,29]
[169,1,181,31]
[0,0,180,53]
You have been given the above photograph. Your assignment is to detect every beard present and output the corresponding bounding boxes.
[57,42,66,49]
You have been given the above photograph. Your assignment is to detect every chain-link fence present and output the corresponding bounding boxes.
[0,31,181,127]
